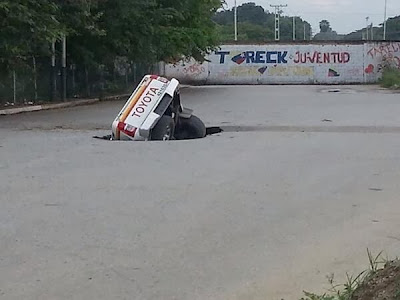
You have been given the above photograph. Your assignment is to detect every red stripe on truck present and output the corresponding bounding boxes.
[118,122,137,138]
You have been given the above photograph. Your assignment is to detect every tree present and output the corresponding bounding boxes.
[313,19,340,41]
[237,2,267,25]
[0,0,223,69]
[150,0,223,62]
[213,2,312,42]
[54,0,105,65]
[0,0,61,71]
[66,0,223,65]
[342,15,400,41]
[384,15,400,40]
[319,20,332,33]
[0,0,225,102]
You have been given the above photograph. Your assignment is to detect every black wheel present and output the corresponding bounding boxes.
[175,115,206,140]
[151,116,175,141]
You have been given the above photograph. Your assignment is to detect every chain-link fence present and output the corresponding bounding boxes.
[0,56,158,107]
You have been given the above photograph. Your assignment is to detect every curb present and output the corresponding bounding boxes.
[0,94,130,116]
[0,86,192,116]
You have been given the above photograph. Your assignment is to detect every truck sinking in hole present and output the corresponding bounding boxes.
[112,75,206,141]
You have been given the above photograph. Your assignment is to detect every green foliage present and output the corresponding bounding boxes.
[300,250,388,300]
[0,0,61,70]
[301,272,366,300]
[301,291,340,300]
[343,15,400,41]
[367,249,386,272]
[234,2,267,25]
[395,283,400,300]
[213,2,312,42]
[319,20,332,33]
[385,15,400,40]
[0,0,224,102]
[0,0,223,73]
[81,0,222,64]
[313,20,341,41]
[380,68,400,89]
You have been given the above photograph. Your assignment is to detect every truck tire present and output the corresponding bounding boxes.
[151,116,175,141]
[175,115,206,140]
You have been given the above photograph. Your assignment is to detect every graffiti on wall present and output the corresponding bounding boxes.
[164,43,400,84]
[166,61,207,78]
[258,66,268,74]
[215,49,351,65]
[294,51,350,64]
[268,66,314,76]
[365,64,376,74]
[366,42,400,72]
[213,47,358,80]
[367,43,400,59]
[215,48,352,79]
[328,68,340,77]
[182,63,206,76]
[229,66,263,76]
[228,65,314,77]
[216,51,289,65]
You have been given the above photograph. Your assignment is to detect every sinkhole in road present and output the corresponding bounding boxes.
[220,125,400,134]
[93,126,223,141]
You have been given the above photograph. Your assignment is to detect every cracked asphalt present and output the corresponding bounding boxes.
[1,85,400,300]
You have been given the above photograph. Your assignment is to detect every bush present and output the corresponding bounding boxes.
[380,67,400,89]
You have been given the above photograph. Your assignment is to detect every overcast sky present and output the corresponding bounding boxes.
[224,0,399,34]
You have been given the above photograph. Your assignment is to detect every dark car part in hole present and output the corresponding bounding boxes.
[93,127,223,141]
[175,115,206,140]
[151,116,175,141]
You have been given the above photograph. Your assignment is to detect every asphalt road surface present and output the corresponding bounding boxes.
[1,85,400,300]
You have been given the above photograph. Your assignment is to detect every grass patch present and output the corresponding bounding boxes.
[380,68,400,89]
[300,250,400,300]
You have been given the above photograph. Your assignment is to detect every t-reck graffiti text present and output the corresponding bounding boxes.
[216,51,288,65]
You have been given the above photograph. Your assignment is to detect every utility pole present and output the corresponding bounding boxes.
[383,0,387,40]
[270,4,287,41]
[292,16,296,41]
[234,0,238,41]
[371,23,374,40]
[366,17,370,40]
[61,35,67,101]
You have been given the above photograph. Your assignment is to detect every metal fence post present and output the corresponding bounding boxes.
[33,56,38,101]
[61,35,67,101]
[51,40,57,101]
[13,70,16,104]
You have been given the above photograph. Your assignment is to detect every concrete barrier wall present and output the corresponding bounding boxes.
[162,42,400,85]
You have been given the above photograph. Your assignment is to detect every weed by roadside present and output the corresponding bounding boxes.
[380,68,400,89]
[300,250,400,300]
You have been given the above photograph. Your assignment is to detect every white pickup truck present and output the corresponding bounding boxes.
[112,75,206,141]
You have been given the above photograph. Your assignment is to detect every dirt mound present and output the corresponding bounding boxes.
[352,260,400,300]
